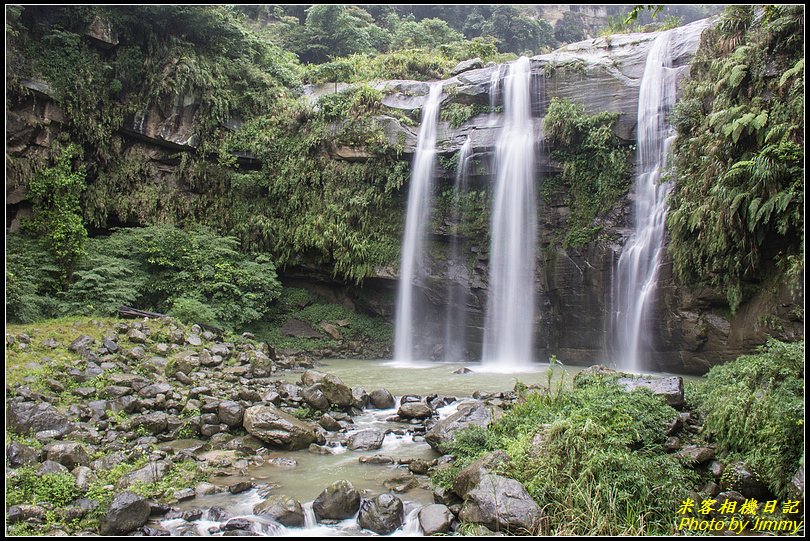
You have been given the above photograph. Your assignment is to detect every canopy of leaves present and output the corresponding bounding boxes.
[668,5,804,312]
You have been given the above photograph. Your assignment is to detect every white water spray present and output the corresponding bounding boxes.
[482,57,538,371]
[613,30,676,371]
[394,84,444,363]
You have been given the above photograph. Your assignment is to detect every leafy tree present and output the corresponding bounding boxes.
[555,11,586,44]
[26,144,88,287]
[391,17,463,50]
[481,5,556,55]
[299,5,388,63]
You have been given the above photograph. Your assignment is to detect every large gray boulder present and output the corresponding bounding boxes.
[218,401,245,428]
[368,388,395,409]
[347,430,385,451]
[7,401,71,436]
[313,480,361,521]
[358,493,404,535]
[616,376,684,407]
[7,442,41,467]
[300,370,354,409]
[453,450,511,498]
[419,504,455,536]
[425,401,491,451]
[44,442,90,470]
[99,492,151,535]
[459,474,540,534]
[253,495,304,527]
[301,385,330,411]
[397,401,433,420]
[243,405,318,450]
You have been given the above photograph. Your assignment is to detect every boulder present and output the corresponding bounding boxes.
[253,495,305,527]
[419,503,455,535]
[281,319,322,339]
[44,441,90,470]
[126,329,148,343]
[616,376,684,407]
[99,492,151,535]
[368,388,395,409]
[721,461,772,500]
[7,441,40,467]
[347,430,385,451]
[458,474,540,533]
[7,401,71,436]
[301,385,330,411]
[451,57,484,76]
[318,413,342,432]
[358,493,404,535]
[397,401,433,420]
[69,334,95,354]
[676,445,715,464]
[453,450,511,498]
[321,322,342,340]
[425,401,491,451]
[243,405,318,450]
[138,382,173,398]
[130,412,169,434]
[313,480,361,521]
[218,401,245,428]
[116,460,169,488]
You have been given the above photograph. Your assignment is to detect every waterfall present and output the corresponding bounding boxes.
[394,83,443,363]
[443,136,473,362]
[613,30,676,371]
[482,56,538,371]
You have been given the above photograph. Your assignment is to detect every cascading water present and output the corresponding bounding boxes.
[442,136,473,362]
[482,57,538,371]
[394,84,443,363]
[612,30,677,371]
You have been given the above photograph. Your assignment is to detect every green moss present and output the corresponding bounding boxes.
[252,286,393,353]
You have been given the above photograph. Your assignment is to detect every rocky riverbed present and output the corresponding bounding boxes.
[6,317,777,536]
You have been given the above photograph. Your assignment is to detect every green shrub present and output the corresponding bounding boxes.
[7,467,80,507]
[435,378,698,535]
[691,338,804,499]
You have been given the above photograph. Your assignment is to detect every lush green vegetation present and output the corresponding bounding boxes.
[434,372,699,535]
[689,338,804,499]
[543,97,632,247]
[669,5,804,312]
[7,227,281,331]
[252,287,393,352]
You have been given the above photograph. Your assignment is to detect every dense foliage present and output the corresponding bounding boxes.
[543,97,632,247]
[435,374,698,535]
[669,5,804,311]
[690,338,804,499]
[24,143,88,287]
[7,227,281,331]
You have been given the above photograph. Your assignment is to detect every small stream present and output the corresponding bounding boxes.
[155,359,692,536]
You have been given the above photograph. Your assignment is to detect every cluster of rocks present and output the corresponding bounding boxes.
[5,319,508,535]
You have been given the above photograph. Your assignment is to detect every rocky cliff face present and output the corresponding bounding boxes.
[6,18,801,374]
[335,18,802,374]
